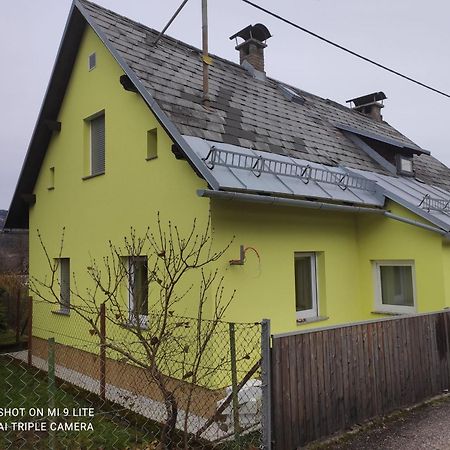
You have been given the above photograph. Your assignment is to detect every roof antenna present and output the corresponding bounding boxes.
[153,0,190,46]
[202,0,211,106]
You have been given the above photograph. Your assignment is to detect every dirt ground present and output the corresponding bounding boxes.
[312,395,450,450]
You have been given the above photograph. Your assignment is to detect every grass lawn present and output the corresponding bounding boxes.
[0,355,158,449]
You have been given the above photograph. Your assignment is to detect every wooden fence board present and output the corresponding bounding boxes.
[271,311,450,448]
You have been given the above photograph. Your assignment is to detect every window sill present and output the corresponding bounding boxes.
[122,321,149,330]
[296,315,329,326]
[371,310,409,316]
[82,172,105,181]
[52,309,70,316]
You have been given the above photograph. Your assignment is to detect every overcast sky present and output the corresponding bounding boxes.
[1,0,450,210]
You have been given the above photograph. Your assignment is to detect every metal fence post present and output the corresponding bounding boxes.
[229,322,241,440]
[100,302,106,400]
[27,296,33,367]
[15,288,20,344]
[48,337,56,450]
[261,319,272,450]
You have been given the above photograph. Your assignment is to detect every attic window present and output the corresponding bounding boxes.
[88,53,96,71]
[48,167,55,190]
[396,155,413,176]
[146,128,158,160]
[90,113,105,176]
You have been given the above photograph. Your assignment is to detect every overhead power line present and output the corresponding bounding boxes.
[242,0,450,99]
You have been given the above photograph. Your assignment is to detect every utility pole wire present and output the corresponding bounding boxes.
[242,0,450,99]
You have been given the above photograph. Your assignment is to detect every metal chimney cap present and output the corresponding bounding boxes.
[346,92,387,108]
[229,24,272,43]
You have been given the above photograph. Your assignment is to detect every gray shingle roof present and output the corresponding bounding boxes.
[6,0,450,230]
[80,0,450,191]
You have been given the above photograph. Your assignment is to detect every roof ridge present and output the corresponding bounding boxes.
[78,0,254,75]
[78,0,419,147]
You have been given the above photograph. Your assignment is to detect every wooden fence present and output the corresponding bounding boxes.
[271,311,450,449]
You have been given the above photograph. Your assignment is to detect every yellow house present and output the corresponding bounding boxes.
[6,0,450,339]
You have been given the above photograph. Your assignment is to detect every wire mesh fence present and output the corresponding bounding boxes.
[1,298,266,449]
[0,274,29,351]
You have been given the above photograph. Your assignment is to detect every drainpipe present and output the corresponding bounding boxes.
[384,211,448,236]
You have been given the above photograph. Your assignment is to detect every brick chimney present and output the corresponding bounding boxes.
[230,24,272,74]
[346,92,387,122]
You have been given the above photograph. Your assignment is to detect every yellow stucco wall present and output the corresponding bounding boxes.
[29,25,450,341]
[29,27,211,341]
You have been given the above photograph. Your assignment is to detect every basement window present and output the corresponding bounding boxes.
[396,155,414,176]
[127,256,149,327]
[294,253,318,321]
[374,261,416,314]
[88,52,96,71]
[146,128,158,160]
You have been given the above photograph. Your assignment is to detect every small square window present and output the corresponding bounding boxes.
[57,258,70,312]
[294,253,318,321]
[147,128,158,160]
[396,155,413,176]
[127,256,149,327]
[374,261,416,314]
[88,53,96,71]
[90,113,105,176]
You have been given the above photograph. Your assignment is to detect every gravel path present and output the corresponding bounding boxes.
[315,396,450,450]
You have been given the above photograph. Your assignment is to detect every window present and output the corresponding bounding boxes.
[396,155,413,176]
[127,256,149,326]
[147,128,158,160]
[88,52,96,71]
[48,167,55,190]
[90,114,105,176]
[374,261,416,313]
[294,253,318,320]
[57,258,70,313]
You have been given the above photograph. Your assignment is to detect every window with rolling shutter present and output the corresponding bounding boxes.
[90,114,105,175]
[59,258,70,312]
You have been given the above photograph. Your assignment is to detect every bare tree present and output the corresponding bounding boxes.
[29,214,236,449]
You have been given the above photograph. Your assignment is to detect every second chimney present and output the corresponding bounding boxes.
[346,92,387,122]
[230,24,272,73]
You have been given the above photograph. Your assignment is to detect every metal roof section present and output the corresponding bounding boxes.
[184,136,385,207]
[350,168,450,231]
[335,123,429,155]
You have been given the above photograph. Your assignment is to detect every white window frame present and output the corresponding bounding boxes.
[373,260,417,314]
[294,252,318,320]
[57,257,70,313]
[127,256,148,328]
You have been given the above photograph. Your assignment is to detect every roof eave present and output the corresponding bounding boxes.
[5,1,85,229]
[6,0,219,229]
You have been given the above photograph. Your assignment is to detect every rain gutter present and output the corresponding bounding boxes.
[197,189,450,238]
[197,189,385,214]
